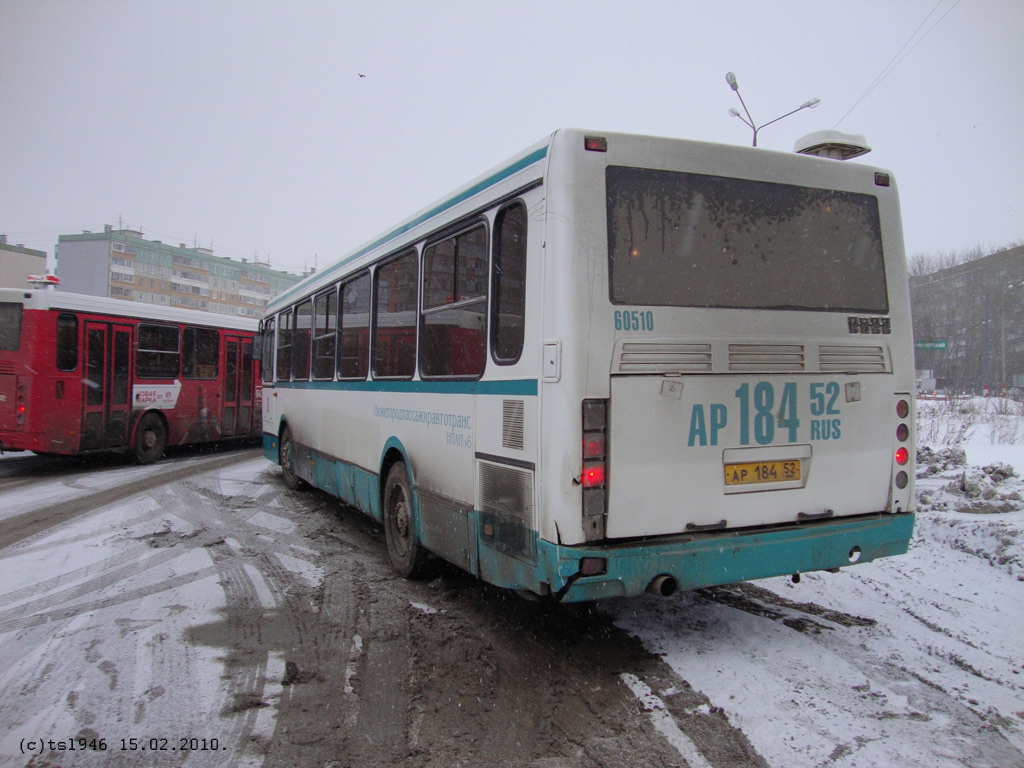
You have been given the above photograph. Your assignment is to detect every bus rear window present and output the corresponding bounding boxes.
[607,166,889,312]
[0,303,22,350]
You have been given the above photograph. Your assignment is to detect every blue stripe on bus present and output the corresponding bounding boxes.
[269,144,549,310]
[270,378,538,396]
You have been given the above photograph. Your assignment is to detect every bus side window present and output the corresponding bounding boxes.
[261,318,275,383]
[338,272,370,380]
[312,288,338,380]
[492,202,527,364]
[276,311,292,382]
[373,250,418,379]
[420,223,488,378]
[56,313,79,371]
[136,323,181,379]
[182,327,219,379]
[292,300,313,381]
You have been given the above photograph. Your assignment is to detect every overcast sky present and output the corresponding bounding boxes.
[2,0,1022,276]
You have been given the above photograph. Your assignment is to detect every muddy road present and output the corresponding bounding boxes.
[0,451,763,768]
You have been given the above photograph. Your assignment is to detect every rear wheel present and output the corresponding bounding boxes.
[383,462,430,578]
[279,426,308,491]
[132,413,166,464]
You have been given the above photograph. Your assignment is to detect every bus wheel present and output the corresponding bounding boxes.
[133,413,166,465]
[383,462,429,578]
[279,426,308,491]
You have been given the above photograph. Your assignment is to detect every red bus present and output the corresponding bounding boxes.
[0,288,261,463]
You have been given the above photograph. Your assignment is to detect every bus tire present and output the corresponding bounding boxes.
[383,462,430,579]
[132,413,166,465]
[279,425,308,491]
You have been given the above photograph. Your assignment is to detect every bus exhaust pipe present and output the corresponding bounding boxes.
[646,575,677,597]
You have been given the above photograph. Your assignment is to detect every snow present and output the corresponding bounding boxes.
[0,520,227,764]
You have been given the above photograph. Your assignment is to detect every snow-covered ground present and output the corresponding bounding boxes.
[611,397,1024,768]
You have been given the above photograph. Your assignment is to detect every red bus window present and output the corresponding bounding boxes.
[136,323,180,379]
[183,327,219,379]
[0,302,22,351]
[56,313,79,371]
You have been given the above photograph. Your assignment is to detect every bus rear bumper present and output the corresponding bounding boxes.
[0,431,45,454]
[533,512,915,603]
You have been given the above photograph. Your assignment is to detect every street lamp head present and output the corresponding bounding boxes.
[726,72,739,91]
[802,98,821,109]
[728,107,742,117]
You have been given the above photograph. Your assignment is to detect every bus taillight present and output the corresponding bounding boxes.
[16,380,26,425]
[583,431,605,458]
[582,399,608,539]
[582,462,605,488]
[894,397,912,492]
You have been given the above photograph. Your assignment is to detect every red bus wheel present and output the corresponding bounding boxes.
[133,413,166,464]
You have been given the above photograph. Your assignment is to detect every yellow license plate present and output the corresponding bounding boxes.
[724,460,801,486]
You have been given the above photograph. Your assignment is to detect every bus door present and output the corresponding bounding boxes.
[81,321,132,451]
[222,335,254,436]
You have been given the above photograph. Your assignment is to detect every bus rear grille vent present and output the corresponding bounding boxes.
[616,342,712,373]
[0,362,15,375]
[477,460,535,563]
[819,345,890,373]
[502,399,525,450]
[729,344,806,372]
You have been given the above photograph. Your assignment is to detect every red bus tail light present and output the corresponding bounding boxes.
[583,431,605,458]
[16,381,27,425]
[582,399,608,540]
[582,461,606,488]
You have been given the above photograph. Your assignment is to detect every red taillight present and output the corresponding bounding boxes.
[895,447,909,466]
[583,431,605,458]
[16,381,26,424]
[582,462,606,488]
[584,136,608,152]
[896,399,910,419]
[582,398,608,540]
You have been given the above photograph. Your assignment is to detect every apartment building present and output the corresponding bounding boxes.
[0,235,47,288]
[55,225,303,317]
[910,244,1024,393]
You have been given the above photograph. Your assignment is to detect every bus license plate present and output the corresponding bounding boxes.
[724,460,801,486]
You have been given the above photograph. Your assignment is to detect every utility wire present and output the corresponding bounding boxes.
[834,0,962,128]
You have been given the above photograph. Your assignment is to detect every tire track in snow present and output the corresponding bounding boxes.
[0,449,261,549]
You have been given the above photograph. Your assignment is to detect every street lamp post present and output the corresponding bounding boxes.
[726,71,820,147]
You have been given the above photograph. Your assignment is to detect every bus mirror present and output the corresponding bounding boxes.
[252,333,263,361]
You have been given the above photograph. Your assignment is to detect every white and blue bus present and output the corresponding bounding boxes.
[259,128,915,602]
